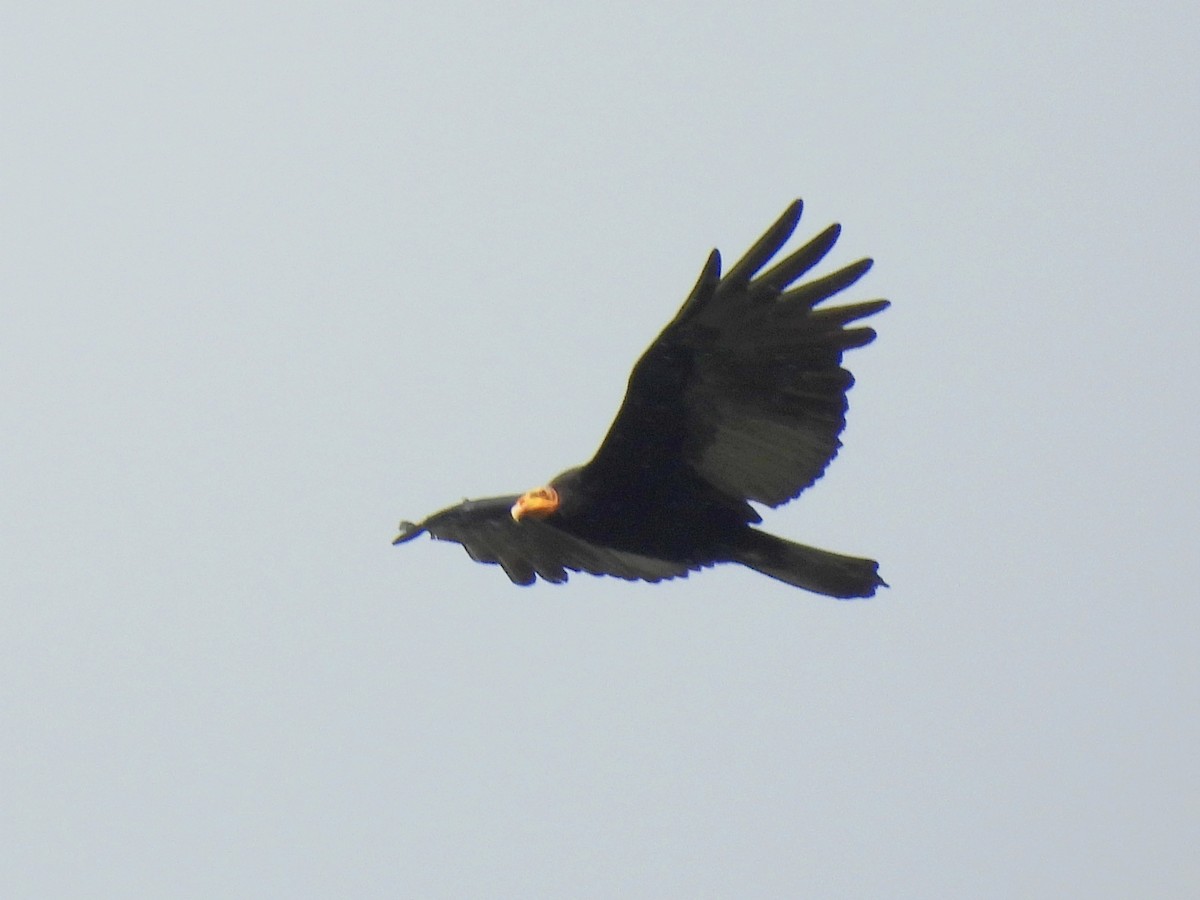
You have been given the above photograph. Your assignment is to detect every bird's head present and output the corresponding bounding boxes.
[510,467,584,521]
[510,485,560,521]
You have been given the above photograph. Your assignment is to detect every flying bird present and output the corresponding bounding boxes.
[394,200,888,597]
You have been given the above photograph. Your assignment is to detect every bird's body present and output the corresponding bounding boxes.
[541,464,752,565]
[394,200,889,598]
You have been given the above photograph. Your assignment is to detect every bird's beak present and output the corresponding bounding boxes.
[511,486,560,521]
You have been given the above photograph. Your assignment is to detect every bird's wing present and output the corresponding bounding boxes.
[585,200,888,507]
[394,496,694,585]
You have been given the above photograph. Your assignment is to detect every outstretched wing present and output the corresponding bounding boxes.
[394,496,694,585]
[585,200,888,507]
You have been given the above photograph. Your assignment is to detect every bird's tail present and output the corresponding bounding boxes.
[732,529,886,599]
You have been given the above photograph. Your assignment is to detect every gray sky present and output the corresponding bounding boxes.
[4,2,1198,897]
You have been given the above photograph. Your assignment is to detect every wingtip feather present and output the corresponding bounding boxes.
[672,248,722,324]
[720,200,805,291]
[392,520,426,545]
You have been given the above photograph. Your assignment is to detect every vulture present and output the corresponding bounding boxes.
[394,200,888,597]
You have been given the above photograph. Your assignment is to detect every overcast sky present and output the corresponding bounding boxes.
[4,2,1198,897]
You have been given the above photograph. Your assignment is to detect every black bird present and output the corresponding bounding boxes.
[394,200,888,597]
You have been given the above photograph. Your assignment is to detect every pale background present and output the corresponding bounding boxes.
[4,2,1198,897]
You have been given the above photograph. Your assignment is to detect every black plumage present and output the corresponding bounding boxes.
[394,200,889,598]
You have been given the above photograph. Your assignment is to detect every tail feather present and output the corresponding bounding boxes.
[733,529,885,599]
